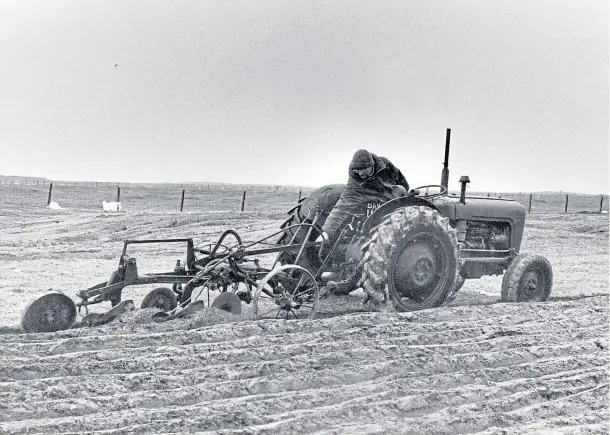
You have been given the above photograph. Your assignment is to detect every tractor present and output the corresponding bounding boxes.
[20,129,552,333]
[277,129,553,311]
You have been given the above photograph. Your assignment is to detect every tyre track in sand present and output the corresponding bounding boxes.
[0,296,608,434]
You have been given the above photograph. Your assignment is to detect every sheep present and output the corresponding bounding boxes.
[102,200,122,212]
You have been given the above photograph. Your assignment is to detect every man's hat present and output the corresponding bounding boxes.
[350,149,374,170]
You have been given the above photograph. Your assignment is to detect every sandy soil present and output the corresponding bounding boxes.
[0,207,608,434]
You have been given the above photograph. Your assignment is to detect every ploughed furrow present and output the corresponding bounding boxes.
[0,296,607,434]
[0,304,607,372]
[305,410,610,435]
[1,350,606,411]
[4,371,606,434]
[0,296,604,348]
[472,413,609,434]
[0,308,605,361]
[1,326,606,386]
[1,323,607,403]
[2,360,606,424]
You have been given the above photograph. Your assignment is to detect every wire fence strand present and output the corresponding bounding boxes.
[0,182,608,215]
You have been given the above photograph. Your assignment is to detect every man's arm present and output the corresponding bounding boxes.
[321,200,353,240]
[385,159,409,191]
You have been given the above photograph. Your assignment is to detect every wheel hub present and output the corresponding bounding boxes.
[277,296,292,310]
[277,294,302,310]
[522,271,541,298]
[394,241,439,295]
[412,257,435,285]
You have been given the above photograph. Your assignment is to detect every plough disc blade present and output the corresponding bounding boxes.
[211,292,242,314]
[21,291,77,333]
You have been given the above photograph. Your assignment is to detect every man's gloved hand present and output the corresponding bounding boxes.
[407,188,421,197]
[315,231,329,243]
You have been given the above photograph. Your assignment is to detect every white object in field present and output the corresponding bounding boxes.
[102,200,122,212]
[48,201,62,210]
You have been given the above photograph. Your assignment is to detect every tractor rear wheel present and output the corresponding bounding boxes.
[358,206,459,311]
[501,254,553,302]
[447,275,466,303]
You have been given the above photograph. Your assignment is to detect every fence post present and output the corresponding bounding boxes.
[180,189,185,212]
[116,187,121,209]
[241,191,247,211]
[528,193,532,213]
[600,195,605,213]
[298,189,302,201]
[564,194,569,213]
[47,183,53,205]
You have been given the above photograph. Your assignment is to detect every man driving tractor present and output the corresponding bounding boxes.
[318,149,410,242]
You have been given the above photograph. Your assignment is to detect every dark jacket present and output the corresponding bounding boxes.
[322,153,409,238]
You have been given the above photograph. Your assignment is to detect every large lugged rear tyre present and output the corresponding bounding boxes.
[501,254,553,302]
[358,206,459,311]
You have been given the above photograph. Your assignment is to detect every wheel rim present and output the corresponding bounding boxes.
[518,268,547,302]
[254,265,319,320]
[388,232,449,309]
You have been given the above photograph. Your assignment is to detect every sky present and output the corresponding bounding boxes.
[0,0,608,193]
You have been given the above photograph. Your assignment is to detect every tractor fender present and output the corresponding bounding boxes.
[362,196,439,234]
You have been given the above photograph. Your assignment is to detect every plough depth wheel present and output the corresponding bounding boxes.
[21,292,77,333]
[253,265,319,320]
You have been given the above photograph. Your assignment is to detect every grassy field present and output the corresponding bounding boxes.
[1,182,608,215]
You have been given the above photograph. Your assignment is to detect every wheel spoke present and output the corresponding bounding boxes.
[257,304,280,318]
[258,293,276,301]
[292,285,315,298]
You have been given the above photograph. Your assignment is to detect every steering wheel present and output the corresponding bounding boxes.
[412,184,447,199]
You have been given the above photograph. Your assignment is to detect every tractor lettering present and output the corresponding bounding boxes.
[366,202,382,217]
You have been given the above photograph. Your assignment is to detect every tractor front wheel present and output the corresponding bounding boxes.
[358,206,459,311]
[501,254,553,302]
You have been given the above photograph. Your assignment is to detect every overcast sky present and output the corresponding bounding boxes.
[0,0,607,193]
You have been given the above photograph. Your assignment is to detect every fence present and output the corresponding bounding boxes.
[0,181,608,215]
[455,192,609,214]
[0,182,314,216]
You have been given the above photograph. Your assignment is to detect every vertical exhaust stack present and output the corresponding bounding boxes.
[441,128,451,190]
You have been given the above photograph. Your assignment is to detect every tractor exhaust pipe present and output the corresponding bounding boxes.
[440,128,451,190]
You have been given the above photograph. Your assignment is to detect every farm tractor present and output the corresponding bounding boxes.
[21,129,553,333]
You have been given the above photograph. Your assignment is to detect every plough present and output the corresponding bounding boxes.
[21,213,345,333]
